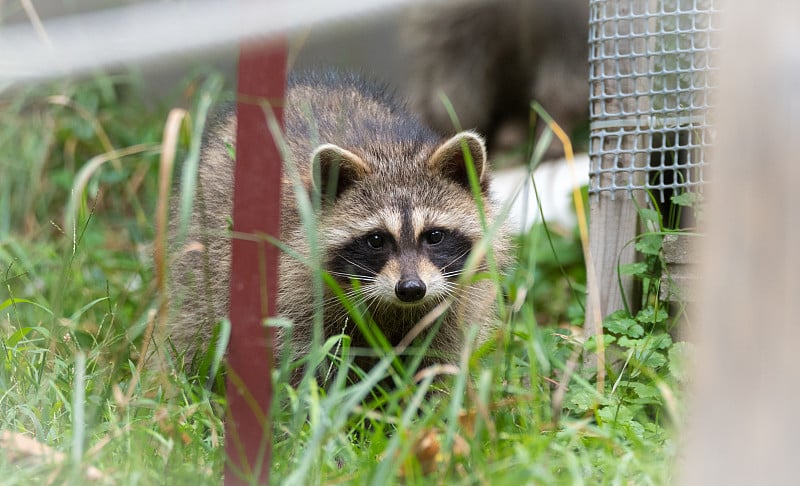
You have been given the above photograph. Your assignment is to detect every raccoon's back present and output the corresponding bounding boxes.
[162,106,238,364]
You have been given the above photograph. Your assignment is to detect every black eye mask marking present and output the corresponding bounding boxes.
[327,224,473,285]
[423,228,473,276]
[328,232,395,282]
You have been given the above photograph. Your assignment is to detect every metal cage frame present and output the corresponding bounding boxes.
[588,0,721,201]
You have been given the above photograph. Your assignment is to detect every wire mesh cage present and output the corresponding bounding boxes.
[588,0,721,201]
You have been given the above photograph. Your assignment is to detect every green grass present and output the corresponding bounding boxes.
[1,71,686,484]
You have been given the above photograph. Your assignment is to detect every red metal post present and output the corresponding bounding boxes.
[225,38,286,485]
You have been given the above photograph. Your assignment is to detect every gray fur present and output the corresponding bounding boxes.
[403,0,589,154]
[163,71,513,376]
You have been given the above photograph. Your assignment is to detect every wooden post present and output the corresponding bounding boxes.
[225,39,286,485]
[585,0,650,365]
[660,234,698,303]
[681,3,800,484]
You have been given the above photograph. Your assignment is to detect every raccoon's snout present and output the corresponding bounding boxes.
[395,278,426,303]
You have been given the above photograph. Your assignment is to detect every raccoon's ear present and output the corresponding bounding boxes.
[310,144,370,203]
[428,130,488,193]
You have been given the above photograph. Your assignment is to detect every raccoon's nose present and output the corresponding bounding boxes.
[395,279,427,303]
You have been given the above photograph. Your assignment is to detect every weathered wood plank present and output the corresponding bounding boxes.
[661,234,699,302]
[681,2,800,484]
[586,194,641,325]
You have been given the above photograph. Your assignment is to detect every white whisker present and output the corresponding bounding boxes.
[440,248,472,273]
[331,253,378,277]
[326,270,377,281]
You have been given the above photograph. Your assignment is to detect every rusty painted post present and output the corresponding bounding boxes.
[225,38,286,485]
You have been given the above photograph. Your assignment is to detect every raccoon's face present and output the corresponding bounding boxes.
[313,131,490,308]
[326,208,476,307]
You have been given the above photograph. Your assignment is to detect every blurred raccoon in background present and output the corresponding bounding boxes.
[403,0,589,159]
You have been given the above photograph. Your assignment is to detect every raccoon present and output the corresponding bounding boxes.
[403,0,589,156]
[165,71,512,378]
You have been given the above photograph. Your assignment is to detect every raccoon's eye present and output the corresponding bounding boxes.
[424,229,445,245]
[366,233,386,249]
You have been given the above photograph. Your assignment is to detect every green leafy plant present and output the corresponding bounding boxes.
[566,191,698,448]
